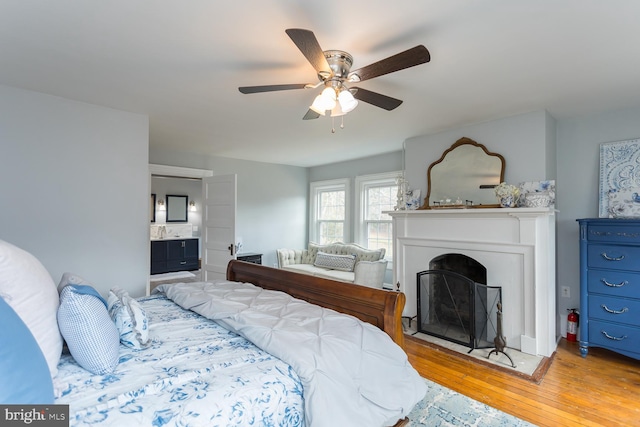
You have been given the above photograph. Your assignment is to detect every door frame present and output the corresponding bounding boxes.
[149,164,214,180]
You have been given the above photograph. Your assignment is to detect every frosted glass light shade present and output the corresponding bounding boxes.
[309,87,337,115]
[338,90,358,113]
[310,95,328,115]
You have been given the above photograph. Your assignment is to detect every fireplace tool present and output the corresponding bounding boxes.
[487,302,516,368]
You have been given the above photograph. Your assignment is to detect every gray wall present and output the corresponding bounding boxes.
[309,150,403,243]
[404,110,556,205]
[0,85,150,298]
[556,105,640,329]
[149,148,308,268]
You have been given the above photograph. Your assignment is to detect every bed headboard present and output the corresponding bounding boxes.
[226,260,405,348]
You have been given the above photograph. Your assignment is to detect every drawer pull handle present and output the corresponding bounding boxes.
[180,261,187,265]
[601,304,629,315]
[601,279,628,288]
[601,330,627,341]
[601,252,625,261]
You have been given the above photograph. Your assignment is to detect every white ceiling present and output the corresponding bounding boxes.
[2,1,640,167]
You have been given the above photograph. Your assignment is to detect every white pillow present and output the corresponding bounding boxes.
[58,284,120,374]
[314,251,357,272]
[0,240,63,378]
[108,287,149,349]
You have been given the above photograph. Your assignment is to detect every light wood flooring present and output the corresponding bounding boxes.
[405,335,640,426]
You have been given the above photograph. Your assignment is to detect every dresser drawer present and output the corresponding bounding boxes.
[587,244,640,271]
[588,319,640,355]
[167,258,198,271]
[587,223,640,244]
[587,269,640,298]
[588,295,640,326]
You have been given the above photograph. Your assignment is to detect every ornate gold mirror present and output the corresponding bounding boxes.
[421,137,505,209]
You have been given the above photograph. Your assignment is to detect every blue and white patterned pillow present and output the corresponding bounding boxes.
[313,251,357,272]
[57,284,120,374]
[108,287,149,349]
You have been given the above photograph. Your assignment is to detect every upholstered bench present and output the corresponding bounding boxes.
[276,242,388,289]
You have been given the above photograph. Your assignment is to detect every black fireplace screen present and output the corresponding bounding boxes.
[417,269,502,350]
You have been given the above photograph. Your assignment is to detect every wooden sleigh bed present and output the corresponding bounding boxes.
[2,235,422,427]
[227,260,406,348]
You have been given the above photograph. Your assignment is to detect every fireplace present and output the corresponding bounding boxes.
[388,208,557,357]
[417,254,502,350]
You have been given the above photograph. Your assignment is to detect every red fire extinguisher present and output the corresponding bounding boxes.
[567,308,579,342]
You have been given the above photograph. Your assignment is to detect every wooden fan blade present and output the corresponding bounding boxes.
[303,109,321,120]
[351,87,403,111]
[239,84,308,94]
[285,29,332,76]
[347,45,430,83]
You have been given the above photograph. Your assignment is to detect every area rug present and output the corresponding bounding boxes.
[407,378,533,426]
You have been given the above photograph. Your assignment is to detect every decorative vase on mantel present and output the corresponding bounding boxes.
[499,194,517,208]
[394,175,410,210]
[494,182,520,208]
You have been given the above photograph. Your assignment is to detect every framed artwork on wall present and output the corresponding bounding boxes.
[599,138,640,218]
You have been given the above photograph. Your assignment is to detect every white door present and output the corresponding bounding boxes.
[202,174,237,281]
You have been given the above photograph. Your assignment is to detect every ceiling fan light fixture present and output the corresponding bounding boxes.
[310,95,327,115]
[239,29,431,124]
[338,89,358,113]
[321,87,337,105]
[310,87,337,115]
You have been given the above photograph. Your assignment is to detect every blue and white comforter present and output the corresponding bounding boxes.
[54,294,304,426]
[159,280,427,427]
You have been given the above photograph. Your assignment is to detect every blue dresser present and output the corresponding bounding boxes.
[578,218,640,360]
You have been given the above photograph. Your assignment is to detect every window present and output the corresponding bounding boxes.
[309,179,350,244]
[355,172,399,260]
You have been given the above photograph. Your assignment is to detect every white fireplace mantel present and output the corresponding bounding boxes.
[388,207,557,357]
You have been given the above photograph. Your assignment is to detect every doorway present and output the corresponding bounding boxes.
[148,164,213,294]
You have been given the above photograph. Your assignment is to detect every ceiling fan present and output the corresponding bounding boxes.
[238,29,430,123]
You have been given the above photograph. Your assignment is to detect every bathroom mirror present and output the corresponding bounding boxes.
[421,137,505,209]
[166,195,188,222]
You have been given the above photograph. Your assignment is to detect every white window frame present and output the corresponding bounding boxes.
[309,178,350,244]
[354,171,400,263]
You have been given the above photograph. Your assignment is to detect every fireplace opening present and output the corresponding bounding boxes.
[417,253,502,351]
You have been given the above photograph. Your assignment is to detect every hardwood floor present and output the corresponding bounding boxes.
[405,335,640,426]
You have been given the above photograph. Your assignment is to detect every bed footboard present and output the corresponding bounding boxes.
[226,260,405,348]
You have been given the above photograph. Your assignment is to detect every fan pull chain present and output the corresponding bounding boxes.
[330,116,346,133]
